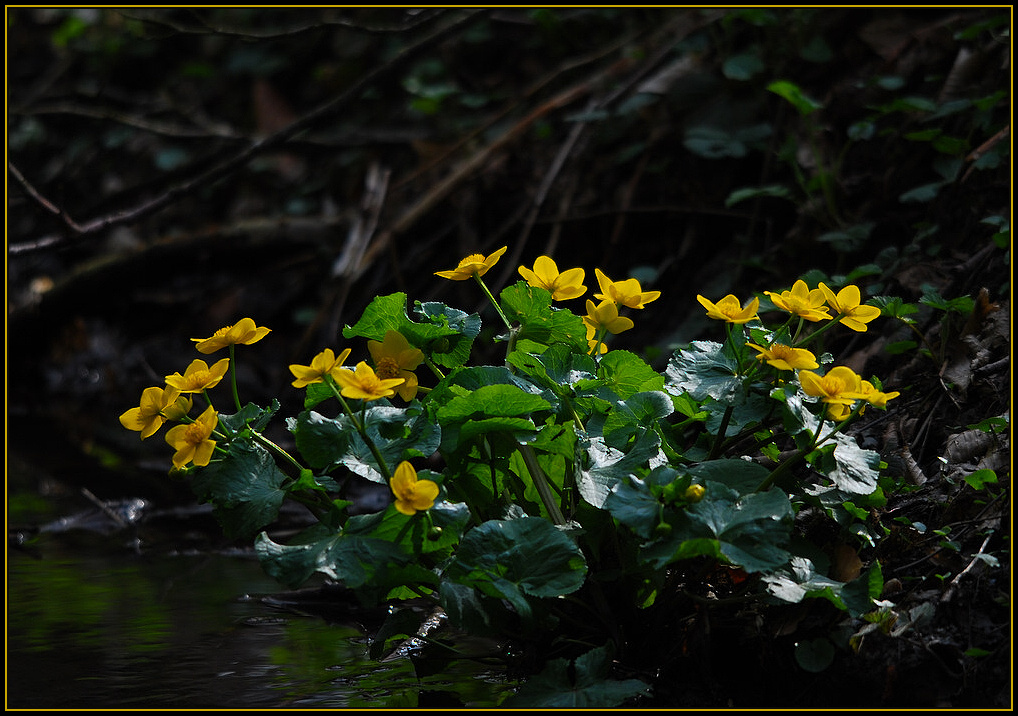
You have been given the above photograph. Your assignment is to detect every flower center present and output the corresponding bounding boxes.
[820,375,846,395]
[375,358,401,380]
[183,422,207,445]
[770,345,795,359]
[213,325,233,338]
[184,370,212,389]
[459,254,485,267]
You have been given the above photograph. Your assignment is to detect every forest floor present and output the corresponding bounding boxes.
[7,8,1011,708]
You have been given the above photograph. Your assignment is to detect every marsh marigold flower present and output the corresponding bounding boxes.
[120,386,184,439]
[583,299,634,336]
[859,380,900,408]
[765,280,831,322]
[165,405,219,468]
[799,366,866,406]
[518,256,587,301]
[819,282,882,332]
[165,358,230,393]
[191,317,271,354]
[390,460,440,515]
[586,324,608,355]
[747,342,819,371]
[368,331,424,401]
[697,294,760,324]
[289,348,352,389]
[435,246,507,281]
[593,268,660,309]
[334,361,405,401]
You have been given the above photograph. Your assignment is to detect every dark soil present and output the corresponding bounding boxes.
[7,8,1011,708]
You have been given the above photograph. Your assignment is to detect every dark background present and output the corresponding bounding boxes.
[7,8,1011,707]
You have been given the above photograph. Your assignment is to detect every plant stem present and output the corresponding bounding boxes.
[229,344,242,412]
[518,444,566,525]
[473,273,513,332]
[325,377,392,481]
[709,405,733,459]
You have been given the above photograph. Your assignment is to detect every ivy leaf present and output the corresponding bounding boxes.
[505,643,651,707]
[191,442,287,539]
[665,341,744,405]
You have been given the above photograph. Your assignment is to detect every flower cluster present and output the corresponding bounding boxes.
[119,317,271,467]
[697,279,897,421]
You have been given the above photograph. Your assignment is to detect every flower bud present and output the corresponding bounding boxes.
[683,484,706,503]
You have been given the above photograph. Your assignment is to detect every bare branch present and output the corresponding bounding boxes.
[8,9,487,256]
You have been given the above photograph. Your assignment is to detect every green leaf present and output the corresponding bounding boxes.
[644,483,793,573]
[500,282,587,351]
[725,184,793,208]
[684,126,749,158]
[576,431,661,509]
[665,341,744,405]
[597,350,665,399]
[823,433,882,495]
[767,80,822,115]
[762,557,881,618]
[687,458,769,496]
[343,292,478,369]
[723,51,765,80]
[191,443,288,538]
[444,517,587,625]
[293,403,440,483]
[603,391,674,444]
[964,469,998,490]
[437,384,551,422]
[505,643,650,707]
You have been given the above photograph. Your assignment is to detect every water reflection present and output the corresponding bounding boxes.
[8,537,510,708]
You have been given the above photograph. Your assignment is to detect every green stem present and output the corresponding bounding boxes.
[709,405,733,460]
[791,313,844,349]
[519,444,566,525]
[325,377,392,481]
[423,354,446,380]
[251,430,304,473]
[228,344,242,412]
[473,273,513,332]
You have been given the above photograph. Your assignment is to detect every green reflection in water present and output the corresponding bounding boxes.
[8,540,512,708]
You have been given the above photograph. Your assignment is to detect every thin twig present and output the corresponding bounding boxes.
[8,9,486,256]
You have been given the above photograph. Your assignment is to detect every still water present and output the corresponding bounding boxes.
[7,511,511,708]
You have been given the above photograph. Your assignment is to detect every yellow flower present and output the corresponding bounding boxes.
[164,393,194,421]
[289,348,353,389]
[583,299,634,336]
[164,405,218,468]
[747,343,819,371]
[119,386,183,439]
[859,380,900,408]
[333,361,405,401]
[593,268,660,309]
[799,366,866,406]
[165,358,231,393]
[819,283,882,332]
[518,256,587,301]
[696,294,760,324]
[435,246,508,280]
[191,317,271,354]
[826,403,854,422]
[764,280,831,322]
[390,460,440,515]
[368,331,425,401]
[586,324,608,355]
